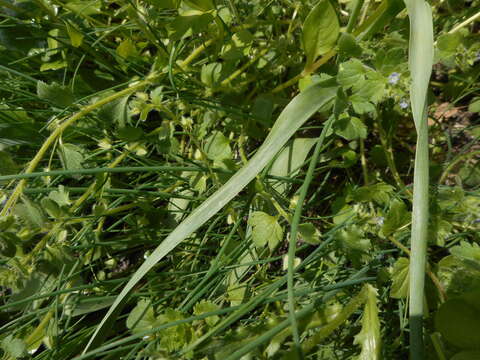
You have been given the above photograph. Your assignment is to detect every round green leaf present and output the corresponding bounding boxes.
[435,296,480,349]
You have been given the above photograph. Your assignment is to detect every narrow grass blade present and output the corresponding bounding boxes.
[404,0,434,358]
[83,84,338,353]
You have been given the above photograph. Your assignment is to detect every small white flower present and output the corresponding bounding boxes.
[375,217,385,226]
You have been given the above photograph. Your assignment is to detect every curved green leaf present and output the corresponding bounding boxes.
[83,83,338,353]
[404,0,434,357]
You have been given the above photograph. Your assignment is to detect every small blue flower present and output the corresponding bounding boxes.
[399,100,409,109]
[388,72,400,85]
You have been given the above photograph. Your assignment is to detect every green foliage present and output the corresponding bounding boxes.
[390,257,409,299]
[248,211,283,250]
[302,0,339,68]
[354,285,381,360]
[0,0,478,359]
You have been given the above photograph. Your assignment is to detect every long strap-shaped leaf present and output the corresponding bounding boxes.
[404,0,433,358]
[82,84,338,353]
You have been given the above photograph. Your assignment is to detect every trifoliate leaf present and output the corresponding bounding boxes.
[354,284,381,360]
[248,211,283,250]
[302,0,339,68]
[390,257,409,299]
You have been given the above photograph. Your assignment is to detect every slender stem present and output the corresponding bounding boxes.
[179,39,215,70]
[0,75,159,217]
[287,116,335,358]
[375,121,410,196]
[220,48,269,86]
[346,0,365,33]
[448,11,480,34]
[439,149,480,184]
[359,138,369,185]
[272,50,336,93]
[302,286,368,353]
[71,151,128,212]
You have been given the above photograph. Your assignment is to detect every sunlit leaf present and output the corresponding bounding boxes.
[390,257,409,299]
[249,211,283,250]
[302,0,339,68]
[354,284,381,360]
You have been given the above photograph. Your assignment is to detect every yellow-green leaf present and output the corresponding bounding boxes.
[354,284,381,360]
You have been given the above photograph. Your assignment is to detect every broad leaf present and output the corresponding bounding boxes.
[37,81,74,108]
[381,199,411,237]
[204,131,232,162]
[435,293,480,350]
[59,143,84,171]
[126,299,158,334]
[249,211,283,250]
[333,115,367,141]
[302,0,339,68]
[1,335,27,358]
[390,257,409,299]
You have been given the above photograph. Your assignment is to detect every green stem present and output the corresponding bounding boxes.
[287,115,335,357]
[447,10,480,34]
[409,124,429,360]
[346,0,365,33]
[439,149,480,184]
[0,74,159,217]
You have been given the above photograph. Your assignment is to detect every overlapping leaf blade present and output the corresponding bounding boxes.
[83,84,338,353]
